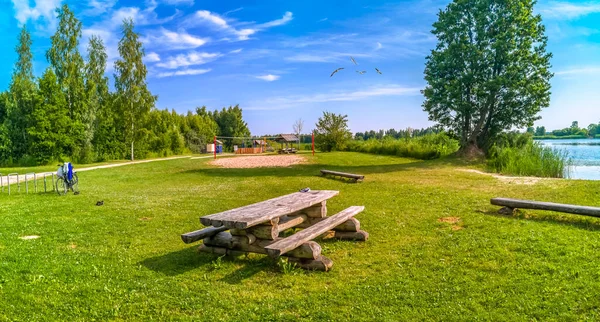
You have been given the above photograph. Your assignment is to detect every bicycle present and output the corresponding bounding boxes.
[56,162,79,195]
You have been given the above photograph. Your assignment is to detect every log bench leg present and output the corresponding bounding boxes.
[321,230,369,241]
[498,207,515,215]
[287,255,333,271]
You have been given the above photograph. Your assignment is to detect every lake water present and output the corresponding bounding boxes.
[537,139,600,180]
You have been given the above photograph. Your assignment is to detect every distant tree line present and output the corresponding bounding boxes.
[0,4,249,165]
[528,121,600,138]
[354,127,441,140]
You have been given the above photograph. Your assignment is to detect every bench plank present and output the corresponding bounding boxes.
[321,170,364,180]
[265,206,365,258]
[200,190,339,229]
[181,226,227,244]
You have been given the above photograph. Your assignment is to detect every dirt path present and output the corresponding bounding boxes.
[0,156,191,187]
[458,168,548,185]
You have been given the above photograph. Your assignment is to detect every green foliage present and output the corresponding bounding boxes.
[422,0,552,152]
[46,4,88,161]
[114,18,157,161]
[488,133,570,177]
[0,5,238,165]
[344,133,459,160]
[314,111,352,152]
[198,105,249,149]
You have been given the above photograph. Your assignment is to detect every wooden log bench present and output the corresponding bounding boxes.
[181,190,368,271]
[491,197,600,218]
[320,170,364,183]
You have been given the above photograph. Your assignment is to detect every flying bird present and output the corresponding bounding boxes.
[330,67,344,77]
[356,70,366,75]
[375,68,382,75]
[350,56,358,65]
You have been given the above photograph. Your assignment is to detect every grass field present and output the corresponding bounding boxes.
[2,152,600,321]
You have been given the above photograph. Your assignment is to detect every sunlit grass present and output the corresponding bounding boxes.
[0,152,599,320]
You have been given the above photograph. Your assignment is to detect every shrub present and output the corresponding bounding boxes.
[487,139,570,178]
[343,133,459,160]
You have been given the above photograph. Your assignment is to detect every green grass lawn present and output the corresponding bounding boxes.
[1,152,600,321]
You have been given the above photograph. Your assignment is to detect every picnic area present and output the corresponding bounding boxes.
[2,152,600,320]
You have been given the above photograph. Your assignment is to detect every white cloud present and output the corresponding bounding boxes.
[246,85,420,110]
[157,68,211,78]
[540,1,600,19]
[257,11,293,28]
[145,52,161,62]
[82,0,117,16]
[156,51,220,69]
[190,10,293,41]
[318,18,328,22]
[375,42,383,50]
[229,48,243,54]
[224,7,243,15]
[161,0,194,5]
[11,0,61,31]
[555,66,600,76]
[144,28,209,49]
[255,74,280,81]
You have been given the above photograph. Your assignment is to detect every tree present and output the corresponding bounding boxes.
[8,27,37,160]
[46,4,88,161]
[198,105,249,149]
[314,111,352,152]
[422,0,552,154]
[293,118,304,149]
[114,18,156,160]
[534,126,546,136]
[526,127,534,134]
[570,121,579,135]
[28,68,71,163]
[85,35,110,159]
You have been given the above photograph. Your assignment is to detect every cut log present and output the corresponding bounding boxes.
[247,225,278,240]
[277,215,307,232]
[203,232,256,248]
[265,206,365,258]
[322,230,369,241]
[202,235,320,259]
[288,255,334,271]
[320,170,364,182]
[334,218,360,232]
[288,202,327,218]
[181,226,227,244]
[491,198,600,218]
[229,228,248,236]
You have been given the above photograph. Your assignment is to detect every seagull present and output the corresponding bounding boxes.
[330,68,344,77]
[350,56,358,65]
[356,70,366,75]
[375,68,382,75]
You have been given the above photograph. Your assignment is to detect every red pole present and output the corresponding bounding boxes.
[312,132,315,156]
[214,136,216,160]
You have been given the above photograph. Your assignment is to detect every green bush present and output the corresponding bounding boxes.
[343,133,459,160]
[487,140,570,178]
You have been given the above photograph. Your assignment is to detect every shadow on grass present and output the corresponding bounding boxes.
[478,209,600,231]
[139,245,213,276]
[219,256,276,284]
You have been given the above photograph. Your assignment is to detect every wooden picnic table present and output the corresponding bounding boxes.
[182,190,368,271]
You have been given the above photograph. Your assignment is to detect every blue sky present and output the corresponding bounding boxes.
[0,0,599,134]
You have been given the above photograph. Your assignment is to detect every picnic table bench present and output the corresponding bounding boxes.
[182,190,368,271]
[320,170,365,182]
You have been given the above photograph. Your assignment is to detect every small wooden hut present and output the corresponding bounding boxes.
[275,134,299,153]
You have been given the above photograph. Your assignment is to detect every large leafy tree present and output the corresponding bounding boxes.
[46,4,88,160]
[314,111,352,152]
[8,27,37,160]
[114,18,156,160]
[198,105,249,148]
[422,0,552,153]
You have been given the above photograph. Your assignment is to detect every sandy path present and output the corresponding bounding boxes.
[0,155,191,187]
[458,168,547,185]
[211,155,306,168]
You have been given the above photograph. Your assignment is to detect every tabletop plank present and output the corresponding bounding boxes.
[200,190,339,229]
